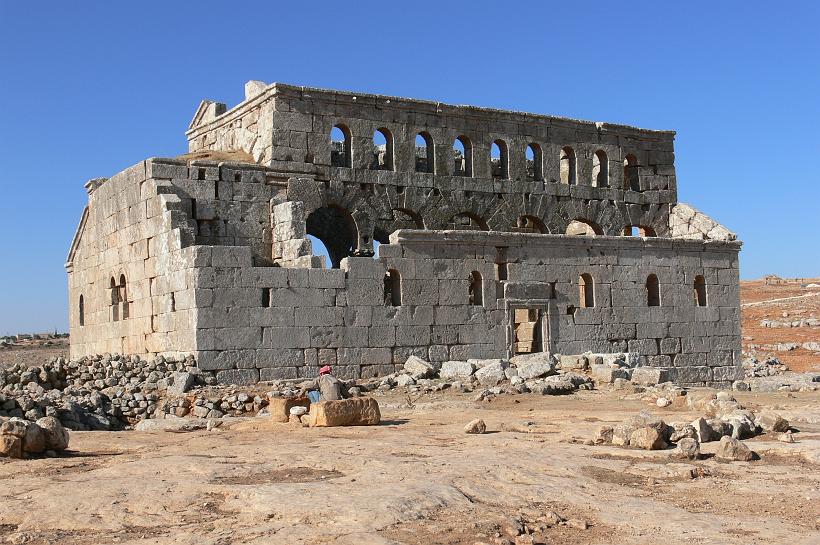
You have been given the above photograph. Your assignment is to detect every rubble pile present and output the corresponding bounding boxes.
[0,354,216,430]
[742,355,789,377]
[373,352,596,399]
[595,391,793,461]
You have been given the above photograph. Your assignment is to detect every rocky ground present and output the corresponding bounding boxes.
[0,384,818,545]
[741,278,820,373]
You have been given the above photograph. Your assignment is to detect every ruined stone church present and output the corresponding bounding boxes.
[66,81,742,386]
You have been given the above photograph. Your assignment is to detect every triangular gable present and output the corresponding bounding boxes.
[65,206,89,271]
[188,100,215,131]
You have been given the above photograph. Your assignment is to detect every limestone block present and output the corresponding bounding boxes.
[404,355,435,378]
[306,397,381,427]
[591,364,629,383]
[510,353,556,379]
[216,368,259,385]
[439,360,476,380]
[475,361,508,385]
[269,396,310,423]
[631,367,670,385]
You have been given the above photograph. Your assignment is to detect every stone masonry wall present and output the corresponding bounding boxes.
[192,228,741,388]
[67,161,202,358]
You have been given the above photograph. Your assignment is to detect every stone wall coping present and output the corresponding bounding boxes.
[387,229,742,252]
[186,81,676,141]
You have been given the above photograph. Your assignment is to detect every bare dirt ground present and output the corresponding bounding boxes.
[0,338,68,369]
[741,278,820,372]
[1,388,818,545]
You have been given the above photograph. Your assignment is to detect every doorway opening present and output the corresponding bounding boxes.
[512,308,543,354]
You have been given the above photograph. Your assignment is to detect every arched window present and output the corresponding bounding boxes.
[119,274,129,319]
[515,215,548,234]
[384,269,401,306]
[330,124,351,167]
[694,275,707,307]
[448,212,490,231]
[490,139,508,179]
[624,153,640,191]
[646,274,660,306]
[469,271,483,306]
[453,136,472,177]
[560,147,576,185]
[109,277,119,322]
[78,295,84,327]
[592,150,608,187]
[415,132,434,173]
[372,128,394,171]
[623,225,657,237]
[566,219,603,236]
[526,143,543,181]
[579,273,595,308]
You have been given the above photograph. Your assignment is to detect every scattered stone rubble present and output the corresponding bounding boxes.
[594,392,794,461]
[759,317,819,328]
[742,355,790,377]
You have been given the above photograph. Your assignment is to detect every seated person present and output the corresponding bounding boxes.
[298,365,344,403]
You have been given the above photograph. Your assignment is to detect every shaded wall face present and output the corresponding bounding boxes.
[192,232,741,388]
[67,161,203,359]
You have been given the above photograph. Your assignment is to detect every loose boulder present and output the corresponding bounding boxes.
[36,416,70,451]
[464,419,486,434]
[674,437,700,460]
[629,426,668,450]
[756,412,790,433]
[474,362,508,385]
[306,397,380,427]
[404,355,435,379]
[23,422,46,453]
[439,360,476,380]
[510,353,556,380]
[715,436,755,462]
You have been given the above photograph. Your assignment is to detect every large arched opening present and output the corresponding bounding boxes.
[305,205,358,268]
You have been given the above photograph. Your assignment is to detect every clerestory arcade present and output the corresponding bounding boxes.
[66,81,742,386]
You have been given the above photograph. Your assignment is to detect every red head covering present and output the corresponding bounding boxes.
[319,365,332,375]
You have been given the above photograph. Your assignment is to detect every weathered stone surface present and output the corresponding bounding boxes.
[475,362,509,385]
[404,356,434,379]
[591,364,629,383]
[464,419,486,434]
[512,353,555,380]
[439,361,475,380]
[23,422,46,453]
[674,437,700,460]
[594,425,614,444]
[669,423,697,442]
[167,372,195,396]
[630,427,668,450]
[307,397,380,427]
[269,397,310,423]
[755,412,789,433]
[215,369,259,386]
[715,436,755,462]
[37,416,69,452]
[0,434,22,458]
[631,368,670,386]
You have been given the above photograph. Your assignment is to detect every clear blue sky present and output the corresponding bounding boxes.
[1,1,818,334]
